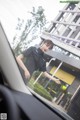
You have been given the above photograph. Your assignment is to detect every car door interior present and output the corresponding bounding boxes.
[0,85,20,120]
[0,23,73,120]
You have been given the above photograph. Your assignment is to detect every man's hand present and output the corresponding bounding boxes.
[54,78,61,84]
[24,70,30,79]
[43,72,61,85]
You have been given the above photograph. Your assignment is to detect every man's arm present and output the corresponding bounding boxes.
[16,54,30,79]
[43,71,61,84]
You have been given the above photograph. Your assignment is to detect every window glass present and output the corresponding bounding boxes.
[1,1,80,120]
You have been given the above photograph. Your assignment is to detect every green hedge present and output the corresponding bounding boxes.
[28,79,52,101]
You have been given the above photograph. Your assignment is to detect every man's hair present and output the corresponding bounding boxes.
[43,39,54,49]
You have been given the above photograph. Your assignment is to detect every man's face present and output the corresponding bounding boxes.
[41,43,52,52]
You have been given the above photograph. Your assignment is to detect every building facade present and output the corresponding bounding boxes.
[40,2,80,114]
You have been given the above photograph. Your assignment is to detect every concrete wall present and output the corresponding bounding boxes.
[67,77,80,95]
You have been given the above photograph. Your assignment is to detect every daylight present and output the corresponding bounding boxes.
[0,1,80,120]
[0,0,65,47]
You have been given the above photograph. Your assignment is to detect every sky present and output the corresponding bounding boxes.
[0,0,66,45]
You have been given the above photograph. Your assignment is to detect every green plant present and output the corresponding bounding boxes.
[28,79,52,101]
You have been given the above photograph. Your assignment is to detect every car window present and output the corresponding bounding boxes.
[1,1,80,120]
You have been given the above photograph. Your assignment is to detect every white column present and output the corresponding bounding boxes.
[44,61,63,88]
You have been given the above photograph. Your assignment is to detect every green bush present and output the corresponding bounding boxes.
[28,79,52,101]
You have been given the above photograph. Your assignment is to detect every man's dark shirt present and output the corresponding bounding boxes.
[21,46,46,76]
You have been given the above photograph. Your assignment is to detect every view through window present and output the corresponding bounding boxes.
[1,1,80,120]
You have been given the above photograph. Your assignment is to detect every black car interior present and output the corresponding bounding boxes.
[0,69,70,120]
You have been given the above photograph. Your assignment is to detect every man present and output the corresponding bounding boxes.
[16,39,61,84]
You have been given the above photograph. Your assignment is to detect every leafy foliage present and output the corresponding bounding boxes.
[12,6,47,55]
[28,79,53,101]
